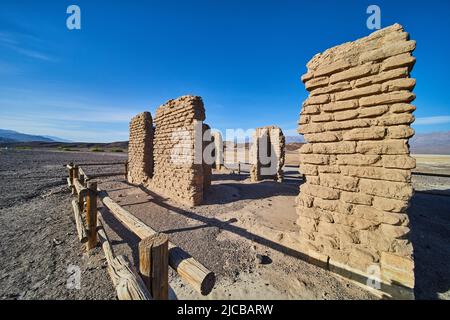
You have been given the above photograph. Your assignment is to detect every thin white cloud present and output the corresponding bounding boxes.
[0,31,54,62]
[415,116,450,125]
[8,45,54,61]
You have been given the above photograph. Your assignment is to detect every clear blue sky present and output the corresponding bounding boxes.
[1,0,449,142]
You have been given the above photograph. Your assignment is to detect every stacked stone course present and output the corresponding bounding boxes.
[296,24,416,296]
[127,112,154,184]
[250,126,285,182]
[150,95,206,206]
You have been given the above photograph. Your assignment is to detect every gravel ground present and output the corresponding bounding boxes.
[0,148,449,300]
[0,149,126,300]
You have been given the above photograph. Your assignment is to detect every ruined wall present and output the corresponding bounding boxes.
[151,96,206,206]
[127,112,154,184]
[250,126,285,182]
[202,123,212,192]
[211,131,224,170]
[296,24,416,296]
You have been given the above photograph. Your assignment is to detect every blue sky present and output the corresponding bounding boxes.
[1,0,450,142]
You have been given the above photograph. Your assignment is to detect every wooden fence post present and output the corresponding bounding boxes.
[124,161,128,180]
[68,162,74,184]
[72,166,79,195]
[238,162,241,175]
[139,233,169,300]
[78,174,85,212]
[86,181,98,251]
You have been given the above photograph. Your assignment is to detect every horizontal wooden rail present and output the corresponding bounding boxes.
[67,177,73,188]
[97,213,152,300]
[71,199,88,243]
[87,172,125,179]
[76,161,127,167]
[412,171,450,178]
[97,188,215,295]
[73,178,88,196]
[78,167,90,181]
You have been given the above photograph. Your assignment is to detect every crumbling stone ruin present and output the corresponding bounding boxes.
[202,123,212,192]
[127,112,154,184]
[250,126,285,182]
[150,95,207,206]
[127,96,209,206]
[296,24,416,298]
[211,131,224,170]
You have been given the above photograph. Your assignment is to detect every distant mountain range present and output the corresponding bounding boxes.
[1,128,449,154]
[286,132,450,154]
[409,131,450,154]
[0,129,71,143]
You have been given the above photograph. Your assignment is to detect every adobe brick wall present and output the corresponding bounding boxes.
[211,131,224,170]
[150,95,206,206]
[203,123,212,192]
[127,112,154,184]
[250,126,285,182]
[296,24,416,295]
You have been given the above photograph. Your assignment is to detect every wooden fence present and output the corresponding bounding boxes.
[65,162,215,300]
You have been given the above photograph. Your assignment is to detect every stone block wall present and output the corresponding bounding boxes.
[250,126,285,182]
[150,95,206,206]
[127,112,154,184]
[296,24,416,295]
[211,131,224,170]
[202,123,212,192]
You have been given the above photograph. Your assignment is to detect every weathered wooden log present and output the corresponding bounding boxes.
[412,171,450,178]
[78,167,90,182]
[73,178,88,197]
[86,181,98,250]
[87,172,126,179]
[97,215,152,300]
[72,166,79,195]
[71,199,88,243]
[139,234,169,300]
[77,161,127,166]
[67,177,73,188]
[98,188,215,295]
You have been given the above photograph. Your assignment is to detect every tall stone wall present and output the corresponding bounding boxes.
[211,131,224,170]
[150,95,206,206]
[250,126,285,182]
[202,123,212,192]
[127,112,154,184]
[296,24,416,296]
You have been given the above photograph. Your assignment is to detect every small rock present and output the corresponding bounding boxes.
[255,254,272,265]
[52,238,63,246]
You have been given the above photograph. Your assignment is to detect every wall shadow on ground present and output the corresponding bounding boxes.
[206,171,301,205]
[409,189,450,299]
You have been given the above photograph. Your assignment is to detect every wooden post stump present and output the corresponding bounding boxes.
[124,161,128,179]
[139,233,169,300]
[86,181,98,250]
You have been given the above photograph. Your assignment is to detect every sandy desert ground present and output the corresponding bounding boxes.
[0,148,449,300]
